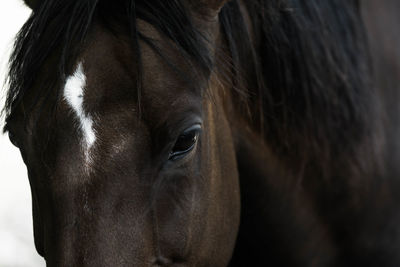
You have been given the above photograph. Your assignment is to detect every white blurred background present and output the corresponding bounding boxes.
[0,0,45,266]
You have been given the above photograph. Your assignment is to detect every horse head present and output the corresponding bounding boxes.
[6,0,240,265]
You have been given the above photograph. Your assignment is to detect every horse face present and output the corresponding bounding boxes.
[7,6,240,267]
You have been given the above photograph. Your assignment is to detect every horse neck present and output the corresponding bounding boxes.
[228,1,400,264]
[222,0,388,224]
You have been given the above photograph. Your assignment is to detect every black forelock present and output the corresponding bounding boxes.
[2,0,215,132]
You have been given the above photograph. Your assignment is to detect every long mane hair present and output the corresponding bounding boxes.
[3,0,379,177]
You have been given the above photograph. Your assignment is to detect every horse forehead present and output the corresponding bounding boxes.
[66,22,203,140]
[63,63,96,165]
[80,24,198,113]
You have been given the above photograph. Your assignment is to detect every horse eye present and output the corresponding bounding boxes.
[169,125,201,161]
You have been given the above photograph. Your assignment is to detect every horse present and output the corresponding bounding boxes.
[2,0,400,266]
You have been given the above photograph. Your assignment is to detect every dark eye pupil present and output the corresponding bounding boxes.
[169,124,201,161]
[172,131,197,154]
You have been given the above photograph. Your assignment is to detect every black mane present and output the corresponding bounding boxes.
[230,1,375,168]
[3,0,376,171]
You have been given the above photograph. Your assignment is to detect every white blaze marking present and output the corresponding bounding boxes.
[63,63,96,163]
